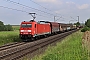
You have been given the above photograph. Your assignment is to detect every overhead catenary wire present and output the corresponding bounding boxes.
[5,0,72,21]
[29,0,65,17]
[0,5,53,19]
[29,0,52,12]
[0,5,28,13]
[70,16,77,21]
[5,0,55,16]
[29,0,62,17]
[1,0,77,22]
[29,0,60,18]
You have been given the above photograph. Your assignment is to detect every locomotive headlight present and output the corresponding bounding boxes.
[21,30,24,32]
[28,30,31,32]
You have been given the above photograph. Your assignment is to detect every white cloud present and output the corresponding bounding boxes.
[66,2,75,4]
[35,0,63,4]
[55,11,60,14]
[36,0,57,3]
[78,4,89,9]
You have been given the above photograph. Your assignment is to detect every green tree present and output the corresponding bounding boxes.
[5,24,13,31]
[74,22,80,27]
[85,19,90,28]
[81,26,90,32]
[0,21,13,31]
[0,21,4,25]
[0,21,5,31]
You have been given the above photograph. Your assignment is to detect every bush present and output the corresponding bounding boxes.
[0,21,13,31]
[81,26,90,32]
[0,25,5,31]
[85,19,90,28]
[4,24,13,31]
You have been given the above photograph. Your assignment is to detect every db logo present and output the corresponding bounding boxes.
[24,30,27,32]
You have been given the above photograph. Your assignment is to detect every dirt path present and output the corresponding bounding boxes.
[82,31,90,50]
[82,31,90,59]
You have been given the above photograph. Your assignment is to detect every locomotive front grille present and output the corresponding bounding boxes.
[20,34,32,39]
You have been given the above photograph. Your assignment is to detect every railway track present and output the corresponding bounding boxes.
[0,42,18,48]
[0,29,79,60]
[0,42,26,51]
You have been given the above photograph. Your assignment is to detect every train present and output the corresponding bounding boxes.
[19,20,77,41]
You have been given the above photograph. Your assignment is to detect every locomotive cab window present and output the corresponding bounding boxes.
[21,24,32,28]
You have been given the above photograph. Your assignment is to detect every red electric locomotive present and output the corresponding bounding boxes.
[19,20,51,41]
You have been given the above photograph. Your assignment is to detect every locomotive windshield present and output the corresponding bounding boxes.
[21,24,32,28]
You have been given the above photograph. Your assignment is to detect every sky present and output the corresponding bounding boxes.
[0,0,90,25]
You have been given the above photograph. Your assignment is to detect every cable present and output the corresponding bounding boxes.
[5,0,55,16]
[0,5,53,19]
[29,0,64,17]
[5,0,68,21]
[29,0,52,11]
[25,0,77,21]
[0,5,28,13]
[70,16,77,21]
[2,0,77,21]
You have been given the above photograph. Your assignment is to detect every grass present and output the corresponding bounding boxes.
[12,25,20,31]
[26,31,89,60]
[0,26,21,46]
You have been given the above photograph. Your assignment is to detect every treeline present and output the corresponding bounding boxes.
[81,18,90,32]
[85,19,90,28]
[0,21,13,31]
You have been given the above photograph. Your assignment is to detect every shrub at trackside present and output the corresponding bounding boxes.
[81,18,90,32]
[81,26,90,32]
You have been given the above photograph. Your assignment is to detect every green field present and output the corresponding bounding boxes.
[0,26,21,46]
[12,25,20,31]
[23,31,89,60]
